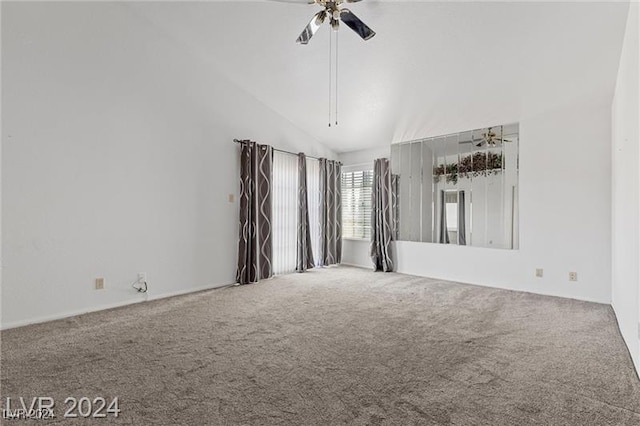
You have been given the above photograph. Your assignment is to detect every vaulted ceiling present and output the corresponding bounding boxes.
[126,1,629,153]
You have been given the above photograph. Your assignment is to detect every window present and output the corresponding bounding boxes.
[444,191,458,232]
[272,151,299,274]
[342,170,373,239]
[272,152,322,275]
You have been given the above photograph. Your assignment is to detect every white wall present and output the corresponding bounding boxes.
[1,2,335,328]
[612,1,640,375]
[340,99,613,304]
[0,3,3,329]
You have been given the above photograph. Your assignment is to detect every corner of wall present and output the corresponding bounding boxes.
[611,0,640,379]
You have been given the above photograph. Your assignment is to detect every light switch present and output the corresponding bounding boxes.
[228,194,235,203]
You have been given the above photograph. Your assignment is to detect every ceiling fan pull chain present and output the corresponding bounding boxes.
[335,29,339,127]
[328,28,332,128]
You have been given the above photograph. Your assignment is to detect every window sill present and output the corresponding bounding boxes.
[343,237,370,242]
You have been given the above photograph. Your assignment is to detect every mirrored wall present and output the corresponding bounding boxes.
[390,123,519,249]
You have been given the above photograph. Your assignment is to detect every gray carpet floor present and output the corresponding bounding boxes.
[1,266,639,425]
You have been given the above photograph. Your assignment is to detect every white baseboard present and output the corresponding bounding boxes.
[611,301,640,380]
[0,282,233,330]
[340,262,371,269]
[146,282,235,302]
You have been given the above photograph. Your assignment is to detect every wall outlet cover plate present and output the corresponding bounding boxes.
[95,278,105,290]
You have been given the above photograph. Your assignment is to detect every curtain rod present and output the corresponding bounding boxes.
[233,139,339,163]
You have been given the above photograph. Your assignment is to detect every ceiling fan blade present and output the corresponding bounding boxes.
[269,0,316,4]
[296,10,327,44]
[339,9,375,41]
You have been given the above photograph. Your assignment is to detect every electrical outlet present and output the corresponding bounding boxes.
[95,278,105,290]
[535,268,543,278]
[228,194,235,203]
[569,272,578,282]
[133,272,149,293]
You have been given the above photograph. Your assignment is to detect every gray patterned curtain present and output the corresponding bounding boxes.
[236,141,273,284]
[438,190,450,244]
[458,190,466,246]
[319,158,342,266]
[371,158,394,272]
[296,153,315,272]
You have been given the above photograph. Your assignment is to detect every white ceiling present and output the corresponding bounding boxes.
[126,1,629,153]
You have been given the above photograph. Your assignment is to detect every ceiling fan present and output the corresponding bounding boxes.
[277,0,376,44]
[471,128,513,147]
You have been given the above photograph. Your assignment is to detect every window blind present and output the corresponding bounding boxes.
[272,151,298,275]
[341,170,373,239]
[272,152,323,274]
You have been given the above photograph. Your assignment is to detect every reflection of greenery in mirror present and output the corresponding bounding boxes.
[390,123,519,249]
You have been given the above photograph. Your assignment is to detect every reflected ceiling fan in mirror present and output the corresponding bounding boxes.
[471,128,513,147]
[272,0,376,44]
